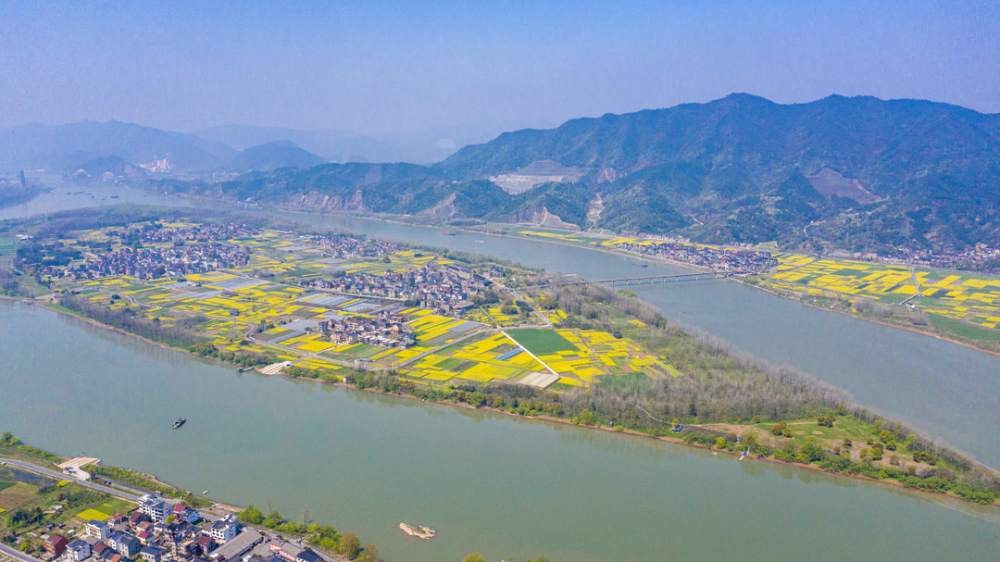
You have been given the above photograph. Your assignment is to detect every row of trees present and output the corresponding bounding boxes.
[238,506,380,561]
[679,423,998,504]
[0,431,62,463]
[57,293,203,348]
[85,464,208,507]
[190,342,275,368]
[0,265,26,297]
[536,285,844,425]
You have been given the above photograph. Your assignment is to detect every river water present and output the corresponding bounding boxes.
[2,186,1000,561]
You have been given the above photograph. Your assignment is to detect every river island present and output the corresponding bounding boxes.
[1,208,997,514]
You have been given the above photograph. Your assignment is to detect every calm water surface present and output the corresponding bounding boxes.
[1,302,998,562]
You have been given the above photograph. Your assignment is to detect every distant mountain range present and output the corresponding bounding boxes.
[5,94,1000,253]
[158,94,1000,253]
[0,119,473,178]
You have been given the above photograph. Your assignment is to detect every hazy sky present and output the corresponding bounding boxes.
[2,0,998,138]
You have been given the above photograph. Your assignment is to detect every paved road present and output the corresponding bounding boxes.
[1,458,140,502]
[0,458,222,522]
[0,542,43,562]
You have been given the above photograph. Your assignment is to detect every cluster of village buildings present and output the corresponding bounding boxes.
[128,224,262,245]
[876,245,1000,272]
[65,245,251,281]
[619,242,778,273]
[40,495,326,562]
[309,264,485,315]
[314,236,399,260]
[321,312,416,349]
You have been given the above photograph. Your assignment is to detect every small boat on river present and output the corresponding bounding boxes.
[172,418,186,429]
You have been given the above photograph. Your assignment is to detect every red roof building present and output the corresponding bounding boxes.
[46,534,69,557]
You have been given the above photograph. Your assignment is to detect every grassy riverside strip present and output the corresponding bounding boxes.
[81,465,211,508]
[2,210,999,506]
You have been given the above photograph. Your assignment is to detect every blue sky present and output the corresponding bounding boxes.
[1,0,998,138]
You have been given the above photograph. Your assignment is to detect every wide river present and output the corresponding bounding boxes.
[2,185,1000,561]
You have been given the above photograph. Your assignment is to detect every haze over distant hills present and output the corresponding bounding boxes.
[159,94,1000,254]
[5,94,1000,254]
[219,140,326,174]
[0,119,481,177]
[193,124,476,164]
[0,120,237,174]
[0,121,331,177]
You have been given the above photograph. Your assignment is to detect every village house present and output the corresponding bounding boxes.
[108,531,141,557]
[208,528,262,562]
[172,504,201,524]
[208,513,240,544]
[138,494,172,523]
[140,545,166,562]
[45,534,69,557]
[68,539,92,562]
[85,519,110,540]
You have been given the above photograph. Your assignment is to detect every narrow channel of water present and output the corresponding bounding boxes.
[1,301,999,562]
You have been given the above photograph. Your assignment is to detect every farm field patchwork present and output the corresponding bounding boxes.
[764,254,1000,331]
[402,327,684,388]
[402,332,545,384]
[20,221,685,392]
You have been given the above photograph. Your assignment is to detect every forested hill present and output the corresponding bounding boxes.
[159,94,1000,254]
[220,140,326,173]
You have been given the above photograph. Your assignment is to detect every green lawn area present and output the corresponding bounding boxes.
[929,314,1000,343]
[97,498,133,515]
[0,482,38,510]
[599,371,649,391]
[877,293,912,305]
[436,357,468,370]
[0,481,14,492]
[750,414,874,447]
[507,328,576,355]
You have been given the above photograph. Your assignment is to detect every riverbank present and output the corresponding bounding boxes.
[9,269,999,508]
[330,208,1000,358]
[342,378,1000,508]
[6,295,1000,562]
[4,209,999,510]
[732,276,1000,360]
[0,442,379,562]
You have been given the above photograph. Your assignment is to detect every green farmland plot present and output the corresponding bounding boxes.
[507,328,576,355]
